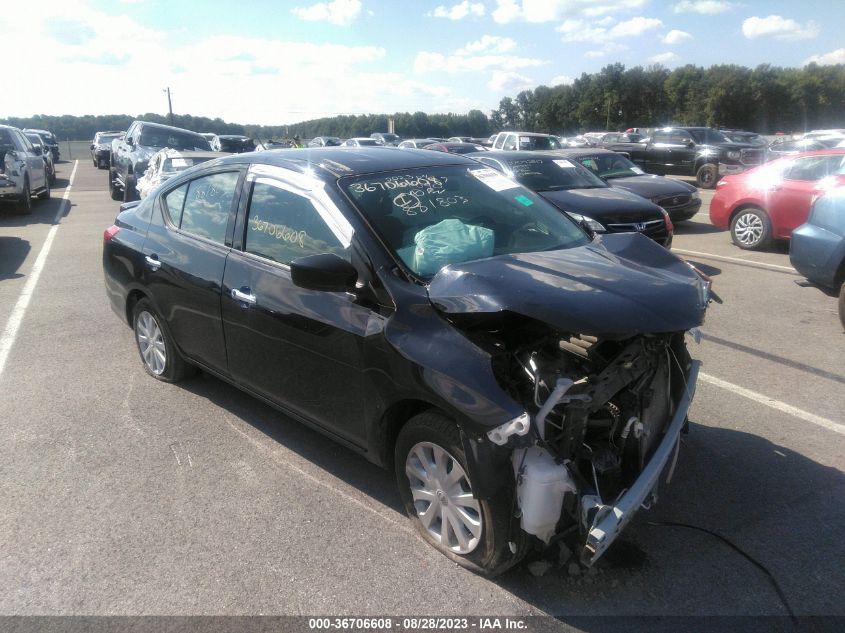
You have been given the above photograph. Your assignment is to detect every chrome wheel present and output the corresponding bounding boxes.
[136,310,167,375]
[733,211,764,246]
[404,441,482,554]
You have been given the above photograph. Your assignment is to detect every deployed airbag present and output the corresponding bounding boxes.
[401,218,494,277]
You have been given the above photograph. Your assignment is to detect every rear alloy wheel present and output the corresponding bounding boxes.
[395,411,526,576]
[695,163,718,189]
[109,168,122,201]
[15,179,32,214]
[838,283,845,330]
[730,207,772,250]
[132,299,193,382]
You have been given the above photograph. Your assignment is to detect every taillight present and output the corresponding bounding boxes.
[103,225,120,242]
[661,209,674,232]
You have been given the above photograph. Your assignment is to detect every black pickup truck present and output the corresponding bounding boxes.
[603,127,764,188]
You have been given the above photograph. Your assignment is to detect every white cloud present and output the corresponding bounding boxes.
[662,29,692,44]
[414,51,545,73]
[742,15,819,41]
[584,42,627,58]
[550,75,574,86]
[649,51,679,64]
[488,71,535,93]
[291,0,362,26]
[432,1,485,20]
[456,35,517,55]
[673,0,735,14]
[804,48,845,66]
[558,16,662,42]
[493,0,646,24]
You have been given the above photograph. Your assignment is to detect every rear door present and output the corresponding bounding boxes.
[221,167,371,445]
[141,167,244,372]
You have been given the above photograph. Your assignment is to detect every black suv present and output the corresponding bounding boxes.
[109,121,211,202]
[103,148,712,575]
[23,128,59,162]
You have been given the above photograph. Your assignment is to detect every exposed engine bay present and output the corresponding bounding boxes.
[452,312,699,565]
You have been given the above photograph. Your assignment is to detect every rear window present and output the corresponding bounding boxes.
[139,128,211,151]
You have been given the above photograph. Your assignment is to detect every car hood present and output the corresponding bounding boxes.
[427,233,707,337]
[539,187,663,222]
[608,175,696,198]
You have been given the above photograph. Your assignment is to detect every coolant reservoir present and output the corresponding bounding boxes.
[515,447,576,543]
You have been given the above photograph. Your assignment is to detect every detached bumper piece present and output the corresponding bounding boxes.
[581,360,700,566]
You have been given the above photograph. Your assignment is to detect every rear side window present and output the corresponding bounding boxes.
[171,172,239,243]
[244,180,349,265]
[785,156,832,181]
[164,183,188,226]
[503,135,517,151]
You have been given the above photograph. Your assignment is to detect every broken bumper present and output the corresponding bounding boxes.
[581,360,700,566]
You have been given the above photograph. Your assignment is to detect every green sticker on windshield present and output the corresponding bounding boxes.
[514,194,534,207]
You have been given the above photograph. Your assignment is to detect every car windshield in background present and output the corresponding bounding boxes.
[100,134,121,143]
[162,156,216,172]
[139,130,211,151]
[576,154,645,179]
[504,157,607,191]
[342,166,589,279]
[689,129,731,144]
[219,137,254,151]
[519,136,563,150]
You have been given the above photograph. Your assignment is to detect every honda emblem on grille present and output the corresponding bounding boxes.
[635,223,646,231]
[672,197,679,205]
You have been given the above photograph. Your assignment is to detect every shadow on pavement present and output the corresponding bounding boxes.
[673,221,723,235]
[175,369,845,622]
[0,236,31,280]
[0,194,67,227]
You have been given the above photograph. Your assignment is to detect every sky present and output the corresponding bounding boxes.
[1,0,843,125]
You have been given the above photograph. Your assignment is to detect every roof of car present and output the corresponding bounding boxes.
[133,120,205,136]
[217,135,251,140]
[157,149,228,160]
[551,148,617,158]
[497,131,556,137]
[213,146,473,178]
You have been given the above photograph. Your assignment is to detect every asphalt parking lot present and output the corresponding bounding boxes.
[0,157,843,627]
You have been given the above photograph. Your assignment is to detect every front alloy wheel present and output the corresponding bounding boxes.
[731,207,771,250]
[405,441,482,554]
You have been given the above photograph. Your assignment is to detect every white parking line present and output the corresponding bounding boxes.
[674,248,799,274]
[699,372,845,436]
[0,161,78,379]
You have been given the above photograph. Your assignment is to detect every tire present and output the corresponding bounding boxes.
[695,163,718,189]
[49,166,56,185]
[730,206,772,250]
[132,298,194,382]
[838,283,845,330]
[37,179,50,200]
[109,168,122,201]
[394,411,526,576]
[15,178,32,214]
[123,175,138,202]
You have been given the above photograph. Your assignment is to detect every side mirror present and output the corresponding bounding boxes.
[126,137,134,147]
[290,253,358,293]
[90,144,95,150]
[686,140,695,148]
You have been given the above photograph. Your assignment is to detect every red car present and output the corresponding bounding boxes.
[710,149,845,250]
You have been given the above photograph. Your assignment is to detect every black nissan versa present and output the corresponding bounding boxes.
[103,148,712,575]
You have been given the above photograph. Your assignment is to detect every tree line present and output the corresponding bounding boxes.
[3,62,843,140]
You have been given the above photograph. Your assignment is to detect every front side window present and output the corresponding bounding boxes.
[244,180,349,265]
[785,156,832,182]
[503,135,517,150]
[342,166,589,279]
[177,171,239,243]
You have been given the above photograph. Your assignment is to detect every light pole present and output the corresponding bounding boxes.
[163,87,174,125]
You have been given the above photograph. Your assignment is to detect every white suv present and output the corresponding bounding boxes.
[491,131,564,151]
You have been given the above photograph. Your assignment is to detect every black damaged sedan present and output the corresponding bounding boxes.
[103,148,712,575]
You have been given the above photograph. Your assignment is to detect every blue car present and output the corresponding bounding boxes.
[790,187,845,328]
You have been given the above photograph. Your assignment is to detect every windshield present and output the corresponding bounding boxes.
[25,134,42,145]
[98,134,121,144]
[139,129,212,151]
[342,166,589,279]
[503,157,607,191]
[518,136,563,150]
[219,137,255,151]
[574,154,644,179]
[690,129,730,144]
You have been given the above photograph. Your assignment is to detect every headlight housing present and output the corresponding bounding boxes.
[690,190,700,199]
[726,150,740,161]
[567,212,606,233]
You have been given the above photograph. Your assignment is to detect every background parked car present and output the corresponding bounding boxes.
[136,148,226,199]
[23,128,59,162]
[424,142,488,154]
[308,136,342,147]
[90,131,123,169]
[341,138,380,147]
[710,149,845,250]
[23,131,56,185]
[109,121,212,202]
[211,135,256,153]
[767,137,842,160]
[0,124,50,213]
[491,131,564,151]
[559,148,701,223]
[721,130,769,146]
[370,132,401,146]
[474,151,673,247]
[789,187,845,328]
[397,139,438,149]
